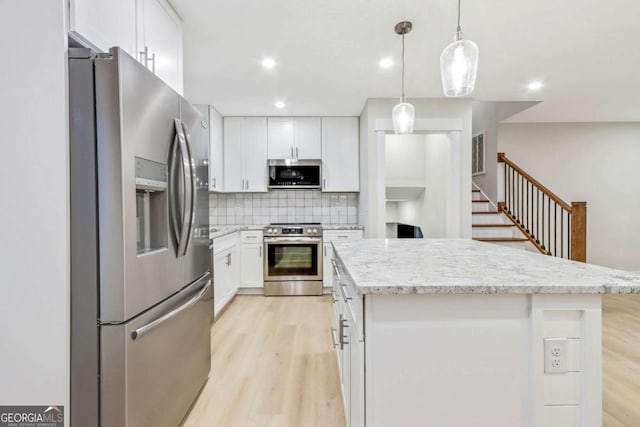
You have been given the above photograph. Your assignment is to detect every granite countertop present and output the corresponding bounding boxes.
[210,224,364,239]
[322,224,365,230]
[332,239,640,295]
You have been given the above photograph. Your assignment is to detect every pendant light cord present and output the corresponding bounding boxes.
[401,33,405,101]
[457,0,462,33]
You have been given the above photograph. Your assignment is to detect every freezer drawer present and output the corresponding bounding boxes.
[101,273,212,427]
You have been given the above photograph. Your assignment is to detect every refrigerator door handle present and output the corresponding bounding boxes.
[181,121,197,256]
[169,120,184,252]
[174,119,191,257]
[131,279,211,341]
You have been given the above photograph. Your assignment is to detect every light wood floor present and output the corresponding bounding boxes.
[181,295,346,427]
[182,294,640,427]
[603,294,640,426]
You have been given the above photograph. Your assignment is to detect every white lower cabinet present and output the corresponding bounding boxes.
[240,231,264,288]
[323,229,364,289]
[331,252,365,427]
[212,233,239,318]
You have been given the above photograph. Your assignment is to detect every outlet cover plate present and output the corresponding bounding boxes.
[544,337,568,374]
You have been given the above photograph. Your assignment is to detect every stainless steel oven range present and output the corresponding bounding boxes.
[263,223,323,296]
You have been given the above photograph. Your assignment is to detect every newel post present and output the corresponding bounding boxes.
[497,153,506,204]
[570,202,587,262]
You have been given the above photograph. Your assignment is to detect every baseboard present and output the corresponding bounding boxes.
[236,287,264,295]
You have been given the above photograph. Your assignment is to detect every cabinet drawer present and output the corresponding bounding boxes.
[240,230,263,243]
[323,229,363,242]
[213,232,238,254]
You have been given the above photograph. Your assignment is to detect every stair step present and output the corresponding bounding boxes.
[472,189,481,192]
[474,237,528,243]
[472,224,514,228]
[472,199,490,203]
[472,211,501,215]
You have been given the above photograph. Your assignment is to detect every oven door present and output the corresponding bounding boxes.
[264,237,323,281]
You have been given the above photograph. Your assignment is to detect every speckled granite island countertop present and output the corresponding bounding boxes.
[331,238,640,295]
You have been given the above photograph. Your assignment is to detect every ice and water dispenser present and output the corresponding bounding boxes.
[135,157,168,254]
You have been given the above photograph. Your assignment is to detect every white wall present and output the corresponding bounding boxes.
[472,101,539,202]
[0,0,70,421]
[359,98,473,238]
[499,123,640,270]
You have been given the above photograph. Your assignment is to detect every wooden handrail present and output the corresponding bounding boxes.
[498,152,587,262]
[498,152,572,212]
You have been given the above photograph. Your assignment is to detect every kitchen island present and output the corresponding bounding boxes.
[330,239,640,427]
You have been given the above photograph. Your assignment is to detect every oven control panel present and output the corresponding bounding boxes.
[264,224,321,237]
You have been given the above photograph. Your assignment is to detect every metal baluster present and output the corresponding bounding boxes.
[547,196,551,255]
[560,208,564,258]
[567,212,571,260]
[530,181,533,235]
[554,203,558,257]
[536,188,540,243]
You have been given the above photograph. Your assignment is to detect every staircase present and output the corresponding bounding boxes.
[471,153,587,262]
[471,186,531,250]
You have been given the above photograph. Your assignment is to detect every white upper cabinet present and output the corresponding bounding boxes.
[322,117,360,192]
[195,104,225,192]
[223,118,245,193]
[137,0,183,93]
[223,117,268,192]
[69,0,183,94]
[69,0,137,58]
[267,118,295,159]
[294,117,322,159]
[267,117,321,160]
[209,107,224,192]
[244,118,268,192]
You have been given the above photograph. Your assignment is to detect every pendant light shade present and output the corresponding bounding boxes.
[440,0,479,97]
[392,99,415,135]
[392,21,415,135]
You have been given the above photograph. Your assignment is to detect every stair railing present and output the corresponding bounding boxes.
[497,152,587,262]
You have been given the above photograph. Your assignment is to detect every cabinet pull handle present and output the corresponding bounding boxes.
[138,46,148,64]
[331,290,338,303]
[246,179,249,190]
[290,146,293,158]
[148,52,156,73]
[259,246,262,257]
[339,283,352,301]
[330,327,339,348]
[324,245,326,256]
[212,177,216,188]
[341,317,349,347]
[323,178,326,190]
[296,147,299,158]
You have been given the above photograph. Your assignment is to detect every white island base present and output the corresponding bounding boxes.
[363,293,600,427]
[330,239,640,427]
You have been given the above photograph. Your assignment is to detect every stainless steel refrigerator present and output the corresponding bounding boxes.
[69,47,212,427]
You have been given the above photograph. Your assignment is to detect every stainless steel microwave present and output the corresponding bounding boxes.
[268,160,322,189]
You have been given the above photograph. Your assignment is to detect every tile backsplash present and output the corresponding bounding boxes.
[209,190,358,225]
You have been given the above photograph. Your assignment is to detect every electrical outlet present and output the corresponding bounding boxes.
[544,338,568,374]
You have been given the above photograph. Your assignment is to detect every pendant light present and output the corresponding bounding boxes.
[440,0,479,97]
[392,21,415,135]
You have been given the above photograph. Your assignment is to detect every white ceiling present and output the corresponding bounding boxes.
[171,0,640,122]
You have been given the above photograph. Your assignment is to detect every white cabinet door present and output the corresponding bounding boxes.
[209,107,224,191]
[69,0,137,57]
[229,245,240,295]
[294,117,321,159]
[244,118,268,192]
[323,243,334,289]
[223,118,245,192]
[213,251,228,317]
[341,311,352,426]
[322,117,360,192]
[240,244,263,288]
[267,117,295,159]
[138,0,183,93]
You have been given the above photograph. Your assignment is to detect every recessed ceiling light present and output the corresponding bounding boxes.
[262,58,276,69]
[274,101,286,109]
[379,58,393,69]
[527,81,543,91]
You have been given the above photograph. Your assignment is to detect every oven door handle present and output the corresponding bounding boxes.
[264,237,322,244]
